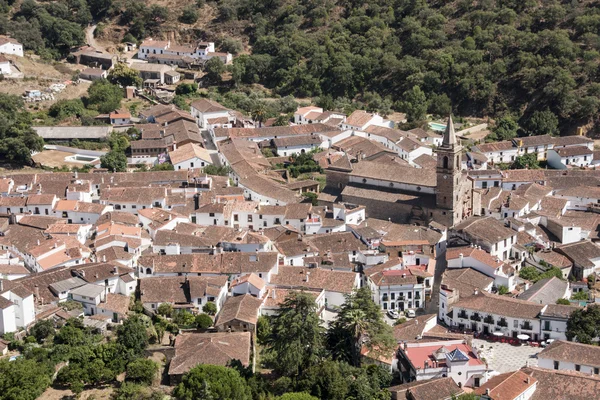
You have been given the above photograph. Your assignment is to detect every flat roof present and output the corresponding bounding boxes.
[33,126,112,140]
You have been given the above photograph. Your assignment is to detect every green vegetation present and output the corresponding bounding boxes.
[87,80,124,114]
[108,63,143,88]
[219,0,600,132]
[0,94,44,166]
[126,358,158,385]
[174,364,252,400]
[202,301,217,315]
[512,153,540,170]
[195,313,213,329]
[556,298,571,305]
[567,304,600,344]
[203,165,232,176]
[518,266,563,283]
[497,285,509,295]
[571,291,589,301]
[286,151,322,178]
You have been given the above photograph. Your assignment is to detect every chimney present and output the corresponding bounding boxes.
[526,377,530,384]
[37,239,40,246]
[474,288,479,295]
[305,271,310,282]
[486,388,490,395]
[272,289,276,299]
[112,265,117,274]
[34,284,39,300]
[103,254,107,262]
[74,171,78,179]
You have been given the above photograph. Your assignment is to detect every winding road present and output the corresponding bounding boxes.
[85,24,102,51]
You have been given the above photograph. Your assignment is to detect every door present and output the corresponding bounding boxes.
[483,326,489,335]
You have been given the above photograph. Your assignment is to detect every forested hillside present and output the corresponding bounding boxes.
[225,0,600,133]
[2,0,600,134]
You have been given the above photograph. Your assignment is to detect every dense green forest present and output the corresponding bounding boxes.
[225,0,600,132]
[2,0,600,133]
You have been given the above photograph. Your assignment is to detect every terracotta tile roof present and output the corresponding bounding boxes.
[446,246,504,269]
[138,252,279,275]
[473,370,537,399]
[169,332,252,375]
[535,250,572,269]
[538,340,600,367]
[449,291,544,319]
[231,273,266,290]
[215,294,263,327]
[555,146,593,157]
[18,216,64,230]
[272,134,322,148]
[475,141,515,152]
[517,277,568,304]
[218,123,339,140]
[271,266,358,293]
[555,240,600,268]
[441,268,494,298]
[190,98,230,113]
[345,110,375,127]
[454,216,515,243]
[349,160,437,187]
[100,293,130,315]
[389,377,463,400]
[553,135,593,147]
[522,366,600,400]
[140,275,227,304]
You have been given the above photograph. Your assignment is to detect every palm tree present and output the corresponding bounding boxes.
[341,308,368,366]
[251,102,267,127]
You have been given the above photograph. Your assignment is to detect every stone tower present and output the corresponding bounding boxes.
[436,115,463,227]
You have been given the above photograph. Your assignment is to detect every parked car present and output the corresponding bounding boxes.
[387,310,400,319]
[406,309,416,318]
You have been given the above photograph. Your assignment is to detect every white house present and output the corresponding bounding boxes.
[190,98,233,129]
[272,135,323,156]
[69,283,107,316]
[538,340,600,375]
[0,56,12,75]
[453,217,517,261]
[137,39,171,59]
[230,273,266,298]
[109,110,131,126]
[168,143,213,170]
[446,246,517,291]
[396,340,488,388]
[547,146,594,169]
[0,36,23,57]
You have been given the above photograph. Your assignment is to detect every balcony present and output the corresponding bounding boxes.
[484,316,495,324]
[542,325,552,332]
[497,319,508,327]
[470,314,482,322]
[521,323,533,331]
[458,312,468,319]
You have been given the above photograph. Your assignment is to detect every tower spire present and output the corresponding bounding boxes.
[442,114,456,146]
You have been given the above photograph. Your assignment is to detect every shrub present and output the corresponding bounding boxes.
[202,302,217,315]
[195,313,213,330]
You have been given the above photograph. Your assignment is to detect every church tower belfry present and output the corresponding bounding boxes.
[436,115,463,226]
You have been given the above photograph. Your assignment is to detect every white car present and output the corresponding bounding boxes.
[406,309,416,318]
[387,310,400,319]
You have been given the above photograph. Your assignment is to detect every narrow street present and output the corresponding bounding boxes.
[85,25,101,51]
[425,248,447,316]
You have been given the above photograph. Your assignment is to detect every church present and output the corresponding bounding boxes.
[322,116,480,227]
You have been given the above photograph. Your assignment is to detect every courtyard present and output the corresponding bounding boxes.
[473,339,540,373]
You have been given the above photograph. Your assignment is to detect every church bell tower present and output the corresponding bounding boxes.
[436,115,463,226]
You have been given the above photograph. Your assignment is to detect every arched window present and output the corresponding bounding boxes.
[443,156,449,169]
[456,156,460,168]
[146,268,151,275]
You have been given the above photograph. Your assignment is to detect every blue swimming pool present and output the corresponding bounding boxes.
[429,122,447,132]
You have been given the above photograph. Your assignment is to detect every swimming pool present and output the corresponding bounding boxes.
[65,154,100,164]
[429,122,447,131]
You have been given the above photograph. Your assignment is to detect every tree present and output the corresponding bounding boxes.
[173,310,196,327]
[571,291,589,301]
[179,5,198,24]
[48,99,85,120]
[220,38,243,55]
[273,114,291,126]
[174,364,252,400]
[327,287,395,367]
[87,80,124,113]
[567,304,600,343]
[157,303,173,317]
[251,101,268,127]
[175,82,198,95]
[126,358,158,385]
[195,313,213,329]
[522,110,559,136]
[204,57,225,83]
[401,86,428,122]
[556,298,571,305]
[101,150,127,172]
[265,291,325,377]
[278,394,319,400]
[0,94,44,166]
[151,162,175,171]
[497,285,509,295]
[117,317,149,356]
[0,358,53,400]
[256,315,271,345]
[512,153,539,170]
[428,93,452,117]
[30,319,55,343]
[491,115,519,141]
[108,63,143,88]
[202,302,217,315]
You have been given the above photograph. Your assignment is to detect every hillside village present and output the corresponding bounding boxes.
[1,1,600,397]
[1,82,600,399]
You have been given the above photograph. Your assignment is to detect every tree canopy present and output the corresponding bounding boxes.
[174,364,252,400]
[265,291,325,377]
[567,304,600,344]
[0,94,44,166]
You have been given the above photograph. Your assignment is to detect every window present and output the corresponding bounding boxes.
[209,213,215,217]
[514,320,519,328]
[576,364,581,372]
[553,361,559,370]
[248,215,253,222]
[595,368,599,375]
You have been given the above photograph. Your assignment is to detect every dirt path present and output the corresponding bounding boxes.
[86,25,101,51]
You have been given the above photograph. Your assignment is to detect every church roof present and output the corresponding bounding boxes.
[442,115,457,146]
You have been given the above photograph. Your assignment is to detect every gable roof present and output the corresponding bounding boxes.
[169,332,252,376]
[214,294,263,327]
